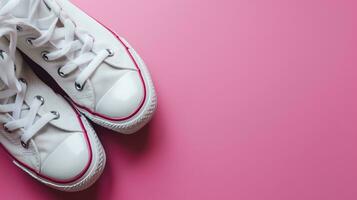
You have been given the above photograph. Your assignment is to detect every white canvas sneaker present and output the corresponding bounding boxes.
[0,24,105,192]
[0,0,157,134]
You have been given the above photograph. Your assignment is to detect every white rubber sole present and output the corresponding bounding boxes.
[75,37,157,134]
[13,116,106,192]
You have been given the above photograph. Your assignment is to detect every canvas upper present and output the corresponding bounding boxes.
[1,0,147,121]
[0,37,92,182]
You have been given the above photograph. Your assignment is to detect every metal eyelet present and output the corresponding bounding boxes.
[35,95,45,105]
[51,111,60,120]
[57,67,67,78]
[26,38,35,46]
[41,51,50,61]
[21,141,29,149]
[106,49,114,57]
[4,126,12,133]
[16,25,23,32]
[19,78,27,85]
[0,50,4,59]
[75,82,84,91]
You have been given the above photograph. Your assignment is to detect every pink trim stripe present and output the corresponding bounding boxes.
[0,105,93,184]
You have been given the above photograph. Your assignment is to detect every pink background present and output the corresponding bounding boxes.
[1,0,357,199]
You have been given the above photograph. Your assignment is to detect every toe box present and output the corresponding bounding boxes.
[40,133,90,181]
[95,71,145,119]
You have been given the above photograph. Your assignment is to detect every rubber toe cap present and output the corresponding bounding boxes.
[96,71,145,119]
[40,133,90,181]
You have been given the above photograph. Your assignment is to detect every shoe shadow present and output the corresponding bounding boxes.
[35,177,101,200]
[98,123,153,155]
[57,185,98,200]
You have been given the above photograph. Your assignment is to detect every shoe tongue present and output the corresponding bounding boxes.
[11,0,82,56]
[0,0,29,18]
[10,0,51,19]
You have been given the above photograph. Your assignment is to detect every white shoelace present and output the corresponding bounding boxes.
[0,22,58,148]
[0,0,112,90]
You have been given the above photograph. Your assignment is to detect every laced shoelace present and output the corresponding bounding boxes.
[0,0,113,90]
[0,22,59,148]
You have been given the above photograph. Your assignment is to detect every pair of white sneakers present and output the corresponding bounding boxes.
[0,0,157,192]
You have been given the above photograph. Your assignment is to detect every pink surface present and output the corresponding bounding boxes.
[1,0,357,199]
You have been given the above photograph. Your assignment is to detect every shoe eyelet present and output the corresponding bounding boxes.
[51,111,60,120]
[75,82,84,91]
[106,49,114,57]
[18,78,27,85]
[26,38,35,46]
[21,141,29,149]
[57,67,67,78]
[35,95,45,105]
[41,51,50,61]
[4,126,12,133]
[0,50,4,59]
[16,25,23,32]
